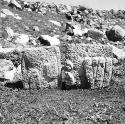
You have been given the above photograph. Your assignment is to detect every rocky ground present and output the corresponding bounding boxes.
[1,0,125,123]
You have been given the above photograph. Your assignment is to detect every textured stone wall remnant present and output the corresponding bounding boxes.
[83,57,112,89]
[60,43,113,89]
[21,46,61,89]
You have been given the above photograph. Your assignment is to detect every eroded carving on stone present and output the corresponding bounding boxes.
[83,57,112,89]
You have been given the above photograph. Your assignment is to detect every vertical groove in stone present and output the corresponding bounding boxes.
[83,57,112,89]
[103,57,112,87]
[95,57,105,88]
[92,57,98,89]
[84,57,94,89]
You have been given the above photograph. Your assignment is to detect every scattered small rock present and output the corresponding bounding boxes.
[49,20,61,27]
[32,26,39,32]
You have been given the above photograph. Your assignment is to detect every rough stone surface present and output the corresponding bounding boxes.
[13,64,22,82]
[60,43,113,88]
[83,57,112,89]
[87,29,104,40]
[0,49,22,67]
[21,46,61,89]
[106,25,125,41]
[0,59,14,79]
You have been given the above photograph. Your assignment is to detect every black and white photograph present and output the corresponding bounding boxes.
[0,0,125,123]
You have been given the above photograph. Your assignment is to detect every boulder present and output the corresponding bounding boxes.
[49,20,61,27]
[21,46,61,89]
[38,7,47,14]
[0,49,22,67]
[14,34,30,45]
[38,35,60,46]
[106,25,125,41]
[10,0,22,10]
[87,29,104,40]
[1,12,6,18]
[0,59,14,80]
[0,49,22,83]
[73,28,84,36]
[4,66,17,81]
[108,44,125,59]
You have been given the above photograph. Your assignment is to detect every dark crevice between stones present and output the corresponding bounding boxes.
[59,66,91,90]
[79,63,91,89]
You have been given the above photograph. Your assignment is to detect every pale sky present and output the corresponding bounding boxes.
[25,0,125,10]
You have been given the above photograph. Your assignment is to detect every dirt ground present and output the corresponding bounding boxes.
[0,85,125,124]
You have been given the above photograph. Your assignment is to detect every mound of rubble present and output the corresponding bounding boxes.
[1,0,125,90]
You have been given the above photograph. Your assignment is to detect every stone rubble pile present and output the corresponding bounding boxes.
[1,0,125,90]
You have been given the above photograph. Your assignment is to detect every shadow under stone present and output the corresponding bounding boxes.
[4,80,24,90]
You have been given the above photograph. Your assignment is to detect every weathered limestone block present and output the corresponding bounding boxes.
[21,46,61,89]
[60,43,113,89]
[83,57,112,89]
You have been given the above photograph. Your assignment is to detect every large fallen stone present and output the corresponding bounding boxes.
[21,46,61,89]
[65,22,83,36]
[4,66,17,81]
[83,57,112,89]
[106,25,125,41]
[60,43,113,89]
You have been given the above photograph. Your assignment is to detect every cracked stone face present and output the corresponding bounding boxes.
[60,43,113,89]
[83,57,112,89]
